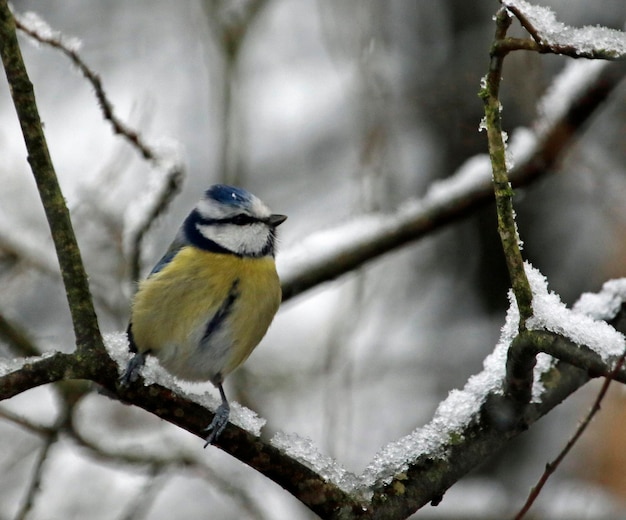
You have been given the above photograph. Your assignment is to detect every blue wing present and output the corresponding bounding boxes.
[148,232,188,277]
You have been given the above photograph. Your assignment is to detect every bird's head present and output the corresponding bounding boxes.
[184,184,287,257]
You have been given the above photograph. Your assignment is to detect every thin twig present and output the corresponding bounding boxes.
[14,420,61,520]
[513,353,626,519]
[13,11,185,282]
[126,166,184,282]
[0,314,40,357]
[0,407,54,436]
[479,7,533,328]
[14,16,152,162]
[117,466,165,520]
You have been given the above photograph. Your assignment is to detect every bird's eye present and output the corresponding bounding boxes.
[231,214,256,225]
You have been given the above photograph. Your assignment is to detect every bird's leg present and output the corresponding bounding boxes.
[120,351,147,386]
[204,383,230,447]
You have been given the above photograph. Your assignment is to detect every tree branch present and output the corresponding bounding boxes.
[1,286,626,518]
[0,347,364,517]
[0,352,81,399]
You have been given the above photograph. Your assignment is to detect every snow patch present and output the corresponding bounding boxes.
[525,265,626,361]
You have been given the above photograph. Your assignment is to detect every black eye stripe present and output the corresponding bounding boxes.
[233,214,258,225]
[196,213,259,226]
[224,214,258,225]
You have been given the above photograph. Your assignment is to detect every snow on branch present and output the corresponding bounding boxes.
[105,332,267,437]
[502,0,626,59]
[360,265,547,490]
[271,432,360,494]
[263,275,626,516]
[574,279,626,321]
[526,265,626,362]
[3,276,626,518]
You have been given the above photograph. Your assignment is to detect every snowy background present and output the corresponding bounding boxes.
[2,0,626,518]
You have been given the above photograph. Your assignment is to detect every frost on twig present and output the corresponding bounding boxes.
[510,277,626,519]
[15,11,81,51]
[122,141,185,282]
[502,0,626,60]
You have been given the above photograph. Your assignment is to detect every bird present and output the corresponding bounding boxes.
[121,184,286,446]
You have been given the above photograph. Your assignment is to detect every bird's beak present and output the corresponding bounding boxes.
[268,214,287,227]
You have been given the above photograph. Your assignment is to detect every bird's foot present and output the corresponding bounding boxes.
[204,403,230,447]
[120,352,146,386]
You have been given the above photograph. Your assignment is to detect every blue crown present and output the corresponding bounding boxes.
[205,184,252,208]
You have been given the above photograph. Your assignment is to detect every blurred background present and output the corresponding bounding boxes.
[1,0,626,518]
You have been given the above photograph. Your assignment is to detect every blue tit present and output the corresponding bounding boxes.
[121,184,287,446]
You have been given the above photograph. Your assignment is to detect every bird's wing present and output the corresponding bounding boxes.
[148,232,188,277]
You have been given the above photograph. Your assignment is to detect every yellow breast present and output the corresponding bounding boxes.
[130,247,281,382]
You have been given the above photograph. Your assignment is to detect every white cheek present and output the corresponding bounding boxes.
[197,223,270,255]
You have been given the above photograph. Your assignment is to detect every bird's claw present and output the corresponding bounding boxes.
[204,403,230,447]
[120,352,145,386]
